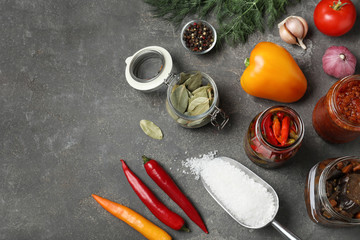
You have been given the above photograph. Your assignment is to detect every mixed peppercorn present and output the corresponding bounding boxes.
[182,22,214,53]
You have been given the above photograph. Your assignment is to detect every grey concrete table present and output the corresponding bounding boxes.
[1,1,360,239]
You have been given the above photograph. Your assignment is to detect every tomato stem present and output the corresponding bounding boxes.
[331,1,348,11]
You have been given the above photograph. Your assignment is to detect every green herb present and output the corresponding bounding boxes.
[144,0,299,45]
[140,120,164,140]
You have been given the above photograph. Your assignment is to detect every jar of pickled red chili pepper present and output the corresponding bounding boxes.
[304,156,360,226]
[244,106,304,168]
[312,75,360,143]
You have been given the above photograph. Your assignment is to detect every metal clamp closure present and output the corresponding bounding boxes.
[210,106,229,130]
[163,73,177,87]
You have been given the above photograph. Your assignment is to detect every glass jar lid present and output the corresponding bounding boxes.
[125,46,173,92]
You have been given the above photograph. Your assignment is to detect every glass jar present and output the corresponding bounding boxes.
[125,46,228,129]
[312,75,360,143]
[165,71,228,128]
[244,106,304,168]
[304,156,360,226]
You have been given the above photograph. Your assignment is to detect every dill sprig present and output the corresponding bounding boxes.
[144,0,299,45]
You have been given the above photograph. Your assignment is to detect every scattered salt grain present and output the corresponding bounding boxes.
[182,153,276,228]
[181,151,218,180]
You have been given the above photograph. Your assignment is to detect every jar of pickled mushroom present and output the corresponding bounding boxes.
[244,106,304,168]
[304,156,360,226]
[312,75,360,143]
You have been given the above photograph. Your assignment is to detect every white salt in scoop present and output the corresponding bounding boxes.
[201,157,301,240]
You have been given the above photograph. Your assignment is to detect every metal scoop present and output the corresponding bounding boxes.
[201,156,301,240]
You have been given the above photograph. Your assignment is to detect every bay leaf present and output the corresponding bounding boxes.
[176,118,189,125]
[207,87,214,106]
[187,117,208,127]
[166,101,179,120]
[171,84,179,93]
[188,97,210,116]
[170,84,189,113]
[179,72,191,84]
[206,87,214,99]
[184,71,202,91]
[140,120,163,140]
[192,88,208,99]
[192,85,211,95]
[186,88,193,98]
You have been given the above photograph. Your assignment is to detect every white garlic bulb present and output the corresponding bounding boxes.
[278,16,308,49]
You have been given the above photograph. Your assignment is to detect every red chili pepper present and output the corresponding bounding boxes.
[277,112,284,121]
[262,114,280,146]
[272,115,282,143]
[142,156,208,234]
[121,160,189,232]
[280,116,290,146]
[250,144,258,152]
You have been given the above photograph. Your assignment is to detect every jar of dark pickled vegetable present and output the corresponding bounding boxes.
[304,156,360,226]
[312,75,360,143]
[244,106,304,168]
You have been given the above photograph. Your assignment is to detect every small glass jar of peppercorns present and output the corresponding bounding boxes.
[181,20,217,54]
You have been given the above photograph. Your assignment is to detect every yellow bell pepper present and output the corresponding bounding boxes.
[240,42,307,103]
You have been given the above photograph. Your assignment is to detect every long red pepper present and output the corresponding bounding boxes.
[280,116,290,146]
[142,156,209,234]
[262,114,280,146]
[142,156,209,233]
[120,160,190,232]
[272,115,282,143]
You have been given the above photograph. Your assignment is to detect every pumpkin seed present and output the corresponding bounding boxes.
[140,120,163,140]
[184,71,202,91]
[170,84,189,113]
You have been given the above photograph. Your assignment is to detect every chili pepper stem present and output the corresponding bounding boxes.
[142,155,151,164]
[180,225,191,232]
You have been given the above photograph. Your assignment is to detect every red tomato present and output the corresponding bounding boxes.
[313,0,357,36]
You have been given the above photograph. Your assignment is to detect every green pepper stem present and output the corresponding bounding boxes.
[180,225,191,232]
[244,58,250,67]
[331,0,348,11]
[142,155,151,164]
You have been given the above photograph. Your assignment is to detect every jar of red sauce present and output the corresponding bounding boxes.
[312,75,360,143]
[244,106,304,168]
[304,156,360,226]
